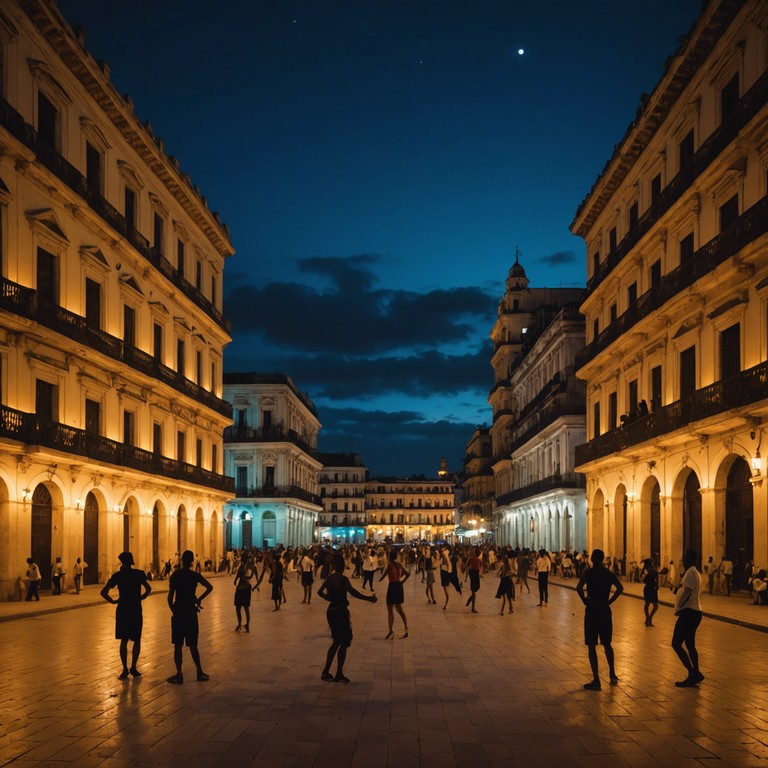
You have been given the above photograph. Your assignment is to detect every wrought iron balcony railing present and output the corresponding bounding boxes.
[575,360,768,466]
[233,484,321,506]
[0,405,233,492]
[0,278,232,418]
[0,96,230,333]
[495,472,586,508]
[223,424,317,458]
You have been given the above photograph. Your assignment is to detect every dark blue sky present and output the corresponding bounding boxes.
[59,0,702,477]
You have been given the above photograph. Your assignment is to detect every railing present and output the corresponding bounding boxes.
[495,472,586,507]
[233,485,321,506]
[576,194,768,371]
[507,391,585,454]
[0,279,232,418]
[0,405,234,492]
[0,96,231,333]
[223,424,318,458]
[575,360,768,465]
[586,67,768,296]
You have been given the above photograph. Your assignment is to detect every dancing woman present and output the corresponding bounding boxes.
[379,550,410,638]
[233,556,257,632]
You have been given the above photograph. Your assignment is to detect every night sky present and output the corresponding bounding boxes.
[58,0,702,477]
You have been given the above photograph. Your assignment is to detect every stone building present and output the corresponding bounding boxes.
[571,0,768,573]
[489,254,586,550]
[0,1,234,598]
[317,453,368,544]
[223,373,322,549]
[460,428,494,539]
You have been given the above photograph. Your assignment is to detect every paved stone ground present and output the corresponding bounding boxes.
[1,571,767,768]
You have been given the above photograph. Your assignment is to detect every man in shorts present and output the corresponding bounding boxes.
[576,548,623,690]
[101,552,152,679]
[166,549,213,684]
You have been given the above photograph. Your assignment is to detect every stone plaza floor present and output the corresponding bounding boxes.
[1,571,767,768]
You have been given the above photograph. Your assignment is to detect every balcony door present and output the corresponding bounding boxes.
[83,491,99,585]
[37,248,57,305]
[682,472,702,569]
[726,458,753,573]
[31,484,53,589]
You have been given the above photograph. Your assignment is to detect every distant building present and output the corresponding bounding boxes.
[0,1,234,598]
[488,253,586,550]
[317,453,369,544]
[223,374,322,548]
[460,428,494,539]
[571,0,768,572]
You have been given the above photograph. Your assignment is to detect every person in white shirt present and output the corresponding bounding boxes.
[720,555,733,596]
[671,548,704,687]
[362,549,376,592]
[301,548,315,605]
[73,557,88,595]
[535,549,551,606]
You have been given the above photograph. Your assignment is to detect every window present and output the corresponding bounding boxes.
[153,212,164,256]
[265,466,275,487]
[627,282,637,308]
[177,430,186,463]
[721,71,739,122]
[263,410,273,430]
[211,444,218,473]
[123,411,136,447]
[37,247,57,305]
[195,260,202,291]
[176,338,185,376]
[37,91,58,150]
[210,362,216,393]
[651,365,662,410]
[153,422,162,455]
[628,379,638,416]
[720,323,740,380]
[236,466,248,494]
[86,142,101,194]
[236,409,246,429]
[719,194,739,232]
[153,323,163,362]
[85,398,100,435]
[610,304,617,323]
[650,173,661,203]
[680,346,696,399]
[211,274,217,305]
[124,187,136,229]
[680,232,694,264]
[124,305,136,347]
[35,379,57,421]
[177,240,185,276]
[196,438,203,468]
[609,227,617,253]
[608,392,617,430]
[629,202,639,229]
[196,350,203,385]
[593,401,601,439]
[679,129,694,170]
[592,251,600,276]
[84,278,101,329]
[650,259,661,287]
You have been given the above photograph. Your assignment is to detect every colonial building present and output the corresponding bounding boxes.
[489,255,586,550]
[317,452,368,544]
[460,428,494,539]
[0,1,234,598]
[571,0,768,573]
[223,373,322,549]
[365,469,457,544]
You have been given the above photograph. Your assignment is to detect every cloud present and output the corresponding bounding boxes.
[538,250,578,266]
[225,255,497,355]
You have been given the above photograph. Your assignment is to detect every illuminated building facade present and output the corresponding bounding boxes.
[460,428,494,540]
[317,453,368,544]
[572,0,768,573]
[223,374,322,549]
[0,1,234,598]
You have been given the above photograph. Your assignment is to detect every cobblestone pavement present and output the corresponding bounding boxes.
[1,572,767,768]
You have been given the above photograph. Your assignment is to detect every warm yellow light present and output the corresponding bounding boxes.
[752,450,762,474]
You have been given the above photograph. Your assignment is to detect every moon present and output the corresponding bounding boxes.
[518,48,524,55]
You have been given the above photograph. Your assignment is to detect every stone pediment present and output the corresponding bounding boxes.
[26,209,68,246]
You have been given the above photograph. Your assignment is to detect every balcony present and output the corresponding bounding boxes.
[575,360,768,466]
[507,388,585,455]
[0,96,230,333]
[577,194,768,372]
[495,472,586,508]
[0,405,233,492]
[586,67,768,297]
[223,424,317,458]
[233,484,321,506]
[0,279,232,418]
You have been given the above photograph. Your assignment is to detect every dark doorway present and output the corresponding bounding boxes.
[83,491,99,584]
[682,472,702,568]
[242,513,252,549]
[152,503,160,576]
[650,480,660,565]
[31,484,53,589]
[726,458,753,582]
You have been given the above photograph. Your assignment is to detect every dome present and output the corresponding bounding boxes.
[509,261,526,279]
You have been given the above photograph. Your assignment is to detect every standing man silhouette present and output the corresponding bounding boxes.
[166,549,213,684]
[101,552,151,679]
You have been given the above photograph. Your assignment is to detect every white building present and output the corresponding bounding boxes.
[572,0,768,576]
[0,1,234,598]
[317,453,368,544]
[223,373,322,549]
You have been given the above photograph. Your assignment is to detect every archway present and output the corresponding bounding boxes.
[563,504,572,550]
[241,510,253,549]
[195,507,205,559]
[262,510,277,548]
[177,505,188,553]
[726,457,753,576]
[641,476,661,565]
[210,510,219,568]
[590,489,605,552]
[83,491,99,585]
[31,484,53,589]
[224,509,233,550]
[152,502,160,575]
[682,471,702,568]
[614,484,627,570]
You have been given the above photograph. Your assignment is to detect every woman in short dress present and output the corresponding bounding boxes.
[268,555,284,611]
[233,556,256,632]
[464,547,483,613]
[642,558,659,627]
[379,550,410,638]
[496,555,515,615]
[424,547,437,605]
